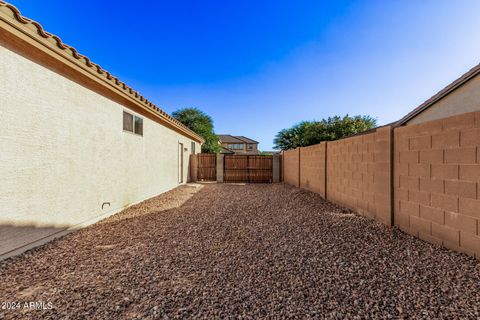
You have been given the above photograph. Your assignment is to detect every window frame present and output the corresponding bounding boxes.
[123,111,134,133]
[134,115,143,136]
[123,110,143,137]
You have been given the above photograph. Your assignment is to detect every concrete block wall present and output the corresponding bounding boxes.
[283,148,300,187]
[282,127,392,225]
[273,154,281,183]
[374,127,393,226]
[299,143,327,198]
[327,127,392,225]
[216,154,224,183]
[281,112,480,258]
[394,111,480,257]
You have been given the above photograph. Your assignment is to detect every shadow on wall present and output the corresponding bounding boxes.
[0,184,204,261]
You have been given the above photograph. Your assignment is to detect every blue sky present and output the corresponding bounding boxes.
[9,0,480,150]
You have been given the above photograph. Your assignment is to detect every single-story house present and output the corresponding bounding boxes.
[0,2,204,259]
[397,63,480,125]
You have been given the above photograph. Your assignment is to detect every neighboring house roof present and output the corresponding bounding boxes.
[0,1,204,143]
[218,134,258,144]
[218,135,244,143]
[220,146,235,154]
[236,136,259,144]
[397,63,480,126]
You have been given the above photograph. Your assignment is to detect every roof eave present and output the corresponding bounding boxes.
[0,2,205,144]
[397,63,480,126]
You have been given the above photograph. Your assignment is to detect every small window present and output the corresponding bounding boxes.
[123,111,143,136]
[191,142,195,154]
[134,116,143,136]
[123,111,133,132]
[248,144,254,150]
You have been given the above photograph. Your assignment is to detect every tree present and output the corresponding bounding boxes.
[273,115,377,150]
[273,121,315,150]
[172,108,221,153]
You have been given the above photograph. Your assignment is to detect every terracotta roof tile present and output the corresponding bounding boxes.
[0,1,204,143]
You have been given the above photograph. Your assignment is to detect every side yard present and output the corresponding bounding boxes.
[1,184,480,319]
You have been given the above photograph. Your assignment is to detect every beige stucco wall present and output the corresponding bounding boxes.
[408,74,480,125]
[0,44,200,256]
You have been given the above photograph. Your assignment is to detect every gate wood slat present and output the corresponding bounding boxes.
[197,154,216,181]
[224,155,273,183]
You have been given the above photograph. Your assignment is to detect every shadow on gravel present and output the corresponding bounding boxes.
[99,184,205,224]
[0,184,205,265]
[0,184,203,260]
[1,183,480,319]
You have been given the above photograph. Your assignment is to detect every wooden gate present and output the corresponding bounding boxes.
[197,154,217,181]
[224,155,273,183]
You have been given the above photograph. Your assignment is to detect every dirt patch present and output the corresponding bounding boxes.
[1,184,479,319]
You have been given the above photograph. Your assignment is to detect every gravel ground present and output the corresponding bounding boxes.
[1,183,480,319]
